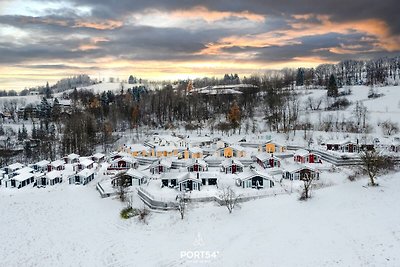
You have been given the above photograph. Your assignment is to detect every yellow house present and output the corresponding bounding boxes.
[183,147,203,159]
[215,145,246,158]
[120,144,149,157]
[260,142,286,153]
[154,146,178,158]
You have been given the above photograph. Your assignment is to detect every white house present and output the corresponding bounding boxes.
[32,160,50,173]
[69,169,95,185]
[111,168,148,187]
[65,153,80,164]
[92,153,105,163]
[161,172,202,191]
[37,170,62,186]
[77,158,94,171]
[186,158,208,172]
[220,159,244,174]
[4,162,24,176]
[48,160,65,172]
[282,165,319,181]
[236,169,275,189]
[9,172,35,188]
[108,156,138,171]
[149,159,172,174]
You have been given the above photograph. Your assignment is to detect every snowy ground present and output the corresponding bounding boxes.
[1,173,400,267]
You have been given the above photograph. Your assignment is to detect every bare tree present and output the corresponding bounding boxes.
[300,173,315,200]
[359,150,387,186]
[114,172,131,202]
[219,186,241,213]
[137,206,150,224]
[176,193,189,220]
[380,120,399,136]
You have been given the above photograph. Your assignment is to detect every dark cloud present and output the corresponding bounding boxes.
[0,0,399,72]
[60,0,400,34]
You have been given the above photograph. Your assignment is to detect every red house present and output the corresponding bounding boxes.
[293,149,321,164]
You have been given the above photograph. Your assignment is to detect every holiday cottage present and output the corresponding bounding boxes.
[236,169,275,189]
[48,160,65,172]
[121,144,149,157]
[108,156,138,171]
[186,158,208,172]
[282,165,319,181]
[32,160,50,173]
[92,153,105,163]
[183,147,203,159]
[149,159,172,174]
[37,170,62,186]
[252,154,281,169]
[293,149,321,164]
[3,162,24,176]
[220,159,244,174]
[325,140,358,153]
[70,169,95,185]
[77,158,94,171]
[65,153,80,164]
[161,172,203,192]
[215,145,246,158]
[260,141,286,153]
[9,172,35,188]
[111,168,148,186]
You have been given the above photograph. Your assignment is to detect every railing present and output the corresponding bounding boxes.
[137,187,289,210]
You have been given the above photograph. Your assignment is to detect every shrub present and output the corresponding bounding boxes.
[120,207,139,219]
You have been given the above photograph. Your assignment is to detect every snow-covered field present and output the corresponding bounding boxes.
[1,174,399,266]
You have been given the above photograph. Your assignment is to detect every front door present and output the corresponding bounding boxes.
[232,165,237,173]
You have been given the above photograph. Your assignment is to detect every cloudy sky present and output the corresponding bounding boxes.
[0,0,399,90]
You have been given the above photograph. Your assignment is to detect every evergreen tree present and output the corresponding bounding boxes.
[327,74,338,97]
[45,82,53,98]
[296,68,304,86]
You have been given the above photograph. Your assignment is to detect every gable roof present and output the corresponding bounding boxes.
[46,170,62,180]
[294,149,310,157]
[186,158,208,167]
[35,160,50,168]
[124,168,148,179]
[220,158,244,168]
[237,169,272,181]
[12,172,34,182]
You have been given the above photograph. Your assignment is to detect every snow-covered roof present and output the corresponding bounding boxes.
[294,149,310,157]
[67,153,80,160]
[124,144,148,152]
[92,153,105,159]
[12,172,34,182]
[230,144,245,151]
[284,164,318,173]
[325,139,356,145]
[186,158,208,167]
[35,160,50,168]
[155,145,177,152]
[79,158,94,167]
[252,153,279,162]
[151,159,172,168]
[189,146,203,153]
[46,170,61,180]
[124,168,147,179]
[111,156,137,165]
[51,160,64,167]
[237,169,271,181]
[220,158,244,167]
[76,168,94,178]
[14,167,34,175]
[7,162,24,170]
[154,135,182,143]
